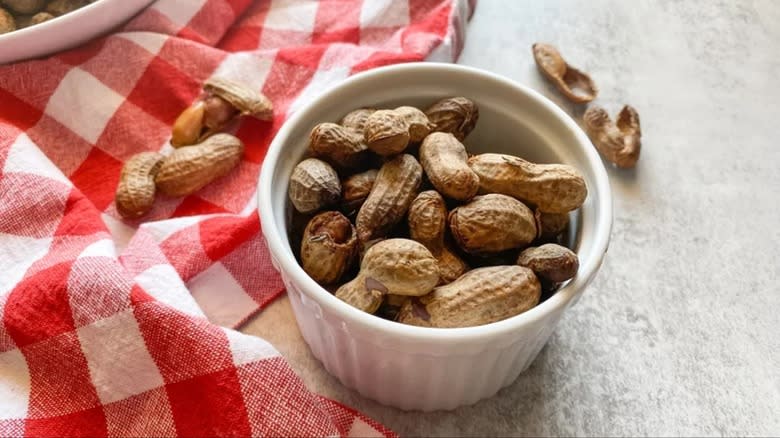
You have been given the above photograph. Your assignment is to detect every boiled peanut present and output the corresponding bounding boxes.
[28,11,53,25]
[309,122,368,169]
[394,106,435,142]
[335,239,439,313]
[301,211,357,284]
[203,77,273,121]
[363,109,411,156]
[4,0,45,14]
[397,265,541,328]
[340,169,378,215]
[424,97,479,141]
[46,0,88,16]
[115,152,164,219]
[449,194,536,254]
[155,134,244,197]
[0,8,16,33]
[583,105,641,168]
[340,108,376,135]
[170,77,272,147]
[419,132,479,201]
[288,158,341,214]
[517,244,579,283]
[535,209,570,240]
[532,43,598,104]
[468,153,587,213]
[355,154,422,243]
[408,191,468,284]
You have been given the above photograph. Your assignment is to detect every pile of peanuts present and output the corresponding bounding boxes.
[288,97,588,328]
[115,77,272,219]
[0,0,93,33]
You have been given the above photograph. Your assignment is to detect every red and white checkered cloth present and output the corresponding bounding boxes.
[0,0,473,436]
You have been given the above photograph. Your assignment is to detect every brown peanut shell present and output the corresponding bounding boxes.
[4,0,46,14]
[309,122,368,170]
[424,97,479,141]
[419,132,479,201]
[532,43,598,104]
[340,169,378,216]
[583,105,641,168]
[355,154,422,243]
[408,190,468,284]
[301,211,357,284]
[335,239,439,313]
[364,109,410,156]
[155,134,244,197]
[397,265,541,328]
[536,209,570,240]
[288,158,341,214]
[115,152,164,219]
[204,77,273,120]
[468,153,587,213]
[394,106,435,142]
[517,244,579,283]
[0,8,16,33]
[340,108,376,135]
[449,193,537,254]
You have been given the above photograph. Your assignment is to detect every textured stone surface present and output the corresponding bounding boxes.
[243,0,780,435]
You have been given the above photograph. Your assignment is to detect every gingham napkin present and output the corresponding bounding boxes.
[0,0,473,436]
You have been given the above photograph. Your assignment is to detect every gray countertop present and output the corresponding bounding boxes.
[243,1,780,435]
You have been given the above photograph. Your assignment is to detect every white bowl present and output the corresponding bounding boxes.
[258,63,612,411]
[0,0,154,65]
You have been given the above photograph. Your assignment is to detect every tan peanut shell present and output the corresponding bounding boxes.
[532,43,598,104]
[155,134,244,197]
[419,132,480,201]
[4,0,45,14]
[46,0,87,16]
[340,169,378,215]
[335,239,439,313]
[468,153,587,213]
[385,294,407,308]
[301,211,357,284]
[583,105,641,168]
[115,152,164,219]
[449,194,537,254]
[424,97,479,141]
[394,106,435,142]
[408,191,468,284]
[0,8,16,33]
[28,11,53,25]
[517,244,579,283]
[340,108,376,134]
[364,109,411,156]
[204,77,273,120]
[171,101,206,147]
[355,154,422,243]
[397,265,541,328]
[536,209,570,240]
[336,284,384,314]
[288,158,341,214]
[309,122,368,169]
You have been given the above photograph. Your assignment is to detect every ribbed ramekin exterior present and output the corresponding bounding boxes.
[284,273,570,411]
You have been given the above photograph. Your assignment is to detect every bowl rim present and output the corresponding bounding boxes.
[0,0,154,64]
[1,0,108,41]
[258,62,612,342]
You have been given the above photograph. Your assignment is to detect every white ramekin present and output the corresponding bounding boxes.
[258,63,612,412]
[0,0,154,65]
